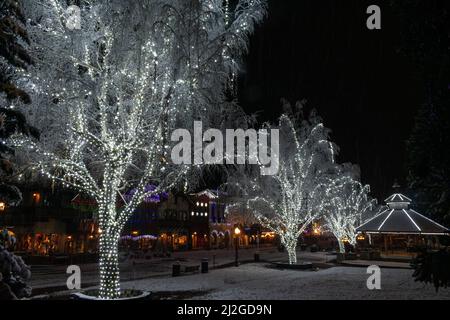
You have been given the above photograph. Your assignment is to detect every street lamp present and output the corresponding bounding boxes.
[0,202,5,232]
[255,224,261,262]
[234,227,241,267]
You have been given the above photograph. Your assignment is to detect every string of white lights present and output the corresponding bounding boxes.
[321,176,377,253]
[239,114,337,265]
[8,0,267,299]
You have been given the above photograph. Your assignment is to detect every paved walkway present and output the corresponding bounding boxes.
[37,263,450,300]
[29,247,335,296]
[339,259,412,269]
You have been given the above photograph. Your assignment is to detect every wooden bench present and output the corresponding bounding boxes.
[172,263,201,277]
[183,265,200,273]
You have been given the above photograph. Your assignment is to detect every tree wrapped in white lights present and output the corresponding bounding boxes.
[244,111,337,264]
[321,174,376,253]
[8,0,266,299]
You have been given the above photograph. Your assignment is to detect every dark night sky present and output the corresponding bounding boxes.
[238,0,424,200]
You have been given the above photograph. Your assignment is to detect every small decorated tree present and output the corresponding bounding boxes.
[241,111,337,264]
[321,174,376,253]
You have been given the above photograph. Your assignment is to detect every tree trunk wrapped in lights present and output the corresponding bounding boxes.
[321,174,377,253]
[8,0,266,299]
[98,231,120,298]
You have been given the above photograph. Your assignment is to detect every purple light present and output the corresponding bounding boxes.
[120,234,158,241]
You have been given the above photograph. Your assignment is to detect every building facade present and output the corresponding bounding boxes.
[1,186,272,260]
[122,191,209,251]
[190,190,233,249]
[1,188,98,259]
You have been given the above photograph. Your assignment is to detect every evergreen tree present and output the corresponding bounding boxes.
[392,0,450,225]
[0,0,38,205]
[406,95,450,226]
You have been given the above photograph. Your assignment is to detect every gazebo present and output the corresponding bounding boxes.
[356,192,449,255]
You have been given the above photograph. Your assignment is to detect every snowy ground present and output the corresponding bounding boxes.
[30,246,330,290]
[30,248,450,300]
[117,263,450,300]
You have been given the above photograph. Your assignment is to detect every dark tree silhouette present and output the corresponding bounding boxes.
[392,0,450,226]
[0,0,38,205]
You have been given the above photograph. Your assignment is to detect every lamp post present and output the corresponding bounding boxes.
[254,224,261,262]
[234,227,241,267]
[0,202,5,232]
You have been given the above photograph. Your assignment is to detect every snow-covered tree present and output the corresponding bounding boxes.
[225,201,258,227]
[8,0,266,299]
[321,174,376,253]
[0,243,31,299]
[0,0,38,206]
[242,111,337,264]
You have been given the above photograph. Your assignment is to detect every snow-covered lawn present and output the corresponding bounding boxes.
[120,263,450,300]
[30,247,330,290]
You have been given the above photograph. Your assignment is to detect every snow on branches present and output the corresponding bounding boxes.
[320,173,377,253]
[240,111,337,265]
[225,102,378,261]
[8,0,266,299]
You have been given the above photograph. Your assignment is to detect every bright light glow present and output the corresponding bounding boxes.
[234,114,338,264]
[378,209,394,231]
[411,209,449,230]
[403,209,421,231]
[321,176,376,253]
[8,0,267,300]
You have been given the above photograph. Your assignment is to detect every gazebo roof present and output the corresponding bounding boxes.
[356,193,449,235]
[384,193,412,203]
